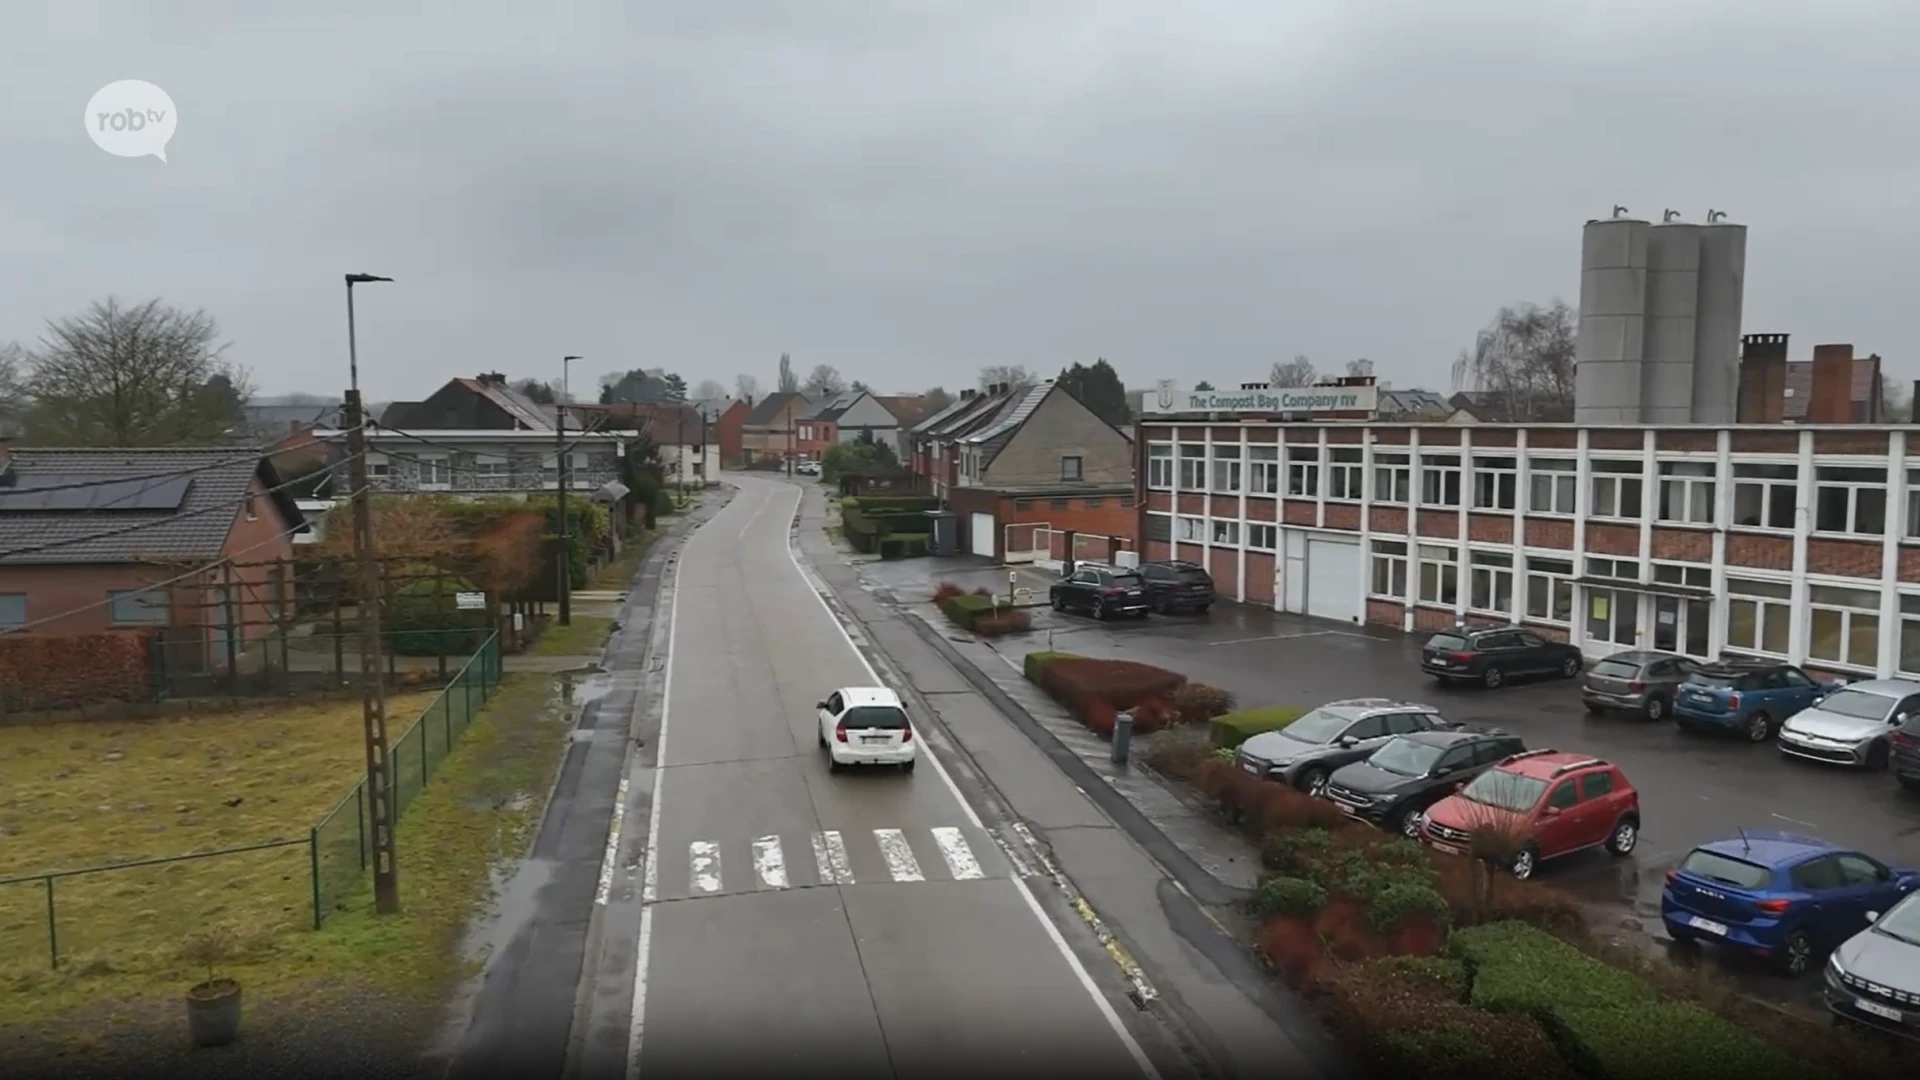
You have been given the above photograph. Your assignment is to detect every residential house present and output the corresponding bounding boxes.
[908,380,1136,562]
[563,402,709,486]
[0,446,307,665]
[714,399,749,468]
[740,392,814,466]
[381,374,552,431]
[1375,388,1452,420]
[1735,335,1888,424]
[796,391,911,461]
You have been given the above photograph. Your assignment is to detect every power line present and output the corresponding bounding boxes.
[366,414,622,460]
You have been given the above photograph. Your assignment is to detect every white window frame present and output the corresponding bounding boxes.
[1723,577,1792,658]
[1527,457,1577,515]
[1248,445,1280,495]
[1812,465,1888,537]
[1371,539,1409,599]
[1373,451,1410,504]
[1247,523,1277,551]
[417,455,452,487]
[1650,561,1712,591]
[1900,594,1920,677]
[1147,444,1174,489]
[1472,455,1517,511]
[1585,555,1642,583]
[1286,447,1319,497]
[1061,455,1084,482]
[1468,549,1514,613]
[1732,463,1797,531]
[1807,582,1882,670]
[1176,515,1205,542]
[1326,448,1364,501]
[1656,461,1716,525]
[1416,543,1459,605]
[473,456,510,483]
[1524,556,1575,624]
[1908,470,1920,539]
[1588,459,1643,520]
[1210,445,1241,494]
[1178,445,1207,490]
[1420,453,1461,508]
[1211,519,1240,545]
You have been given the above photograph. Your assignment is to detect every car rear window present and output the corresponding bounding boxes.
[1591,659,1640,679]
[1678,849,1770,889]
[842,706,909,730]
[1108,572,1145,587]
[1687,671,1740,690]
[1427,634,1469,651]
[1176,569,1212,584]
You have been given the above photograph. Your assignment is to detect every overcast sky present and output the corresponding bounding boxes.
[5,0,1917,402]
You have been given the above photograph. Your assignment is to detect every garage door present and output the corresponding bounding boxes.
[1306,537,1362,624]
[970,513,997,559]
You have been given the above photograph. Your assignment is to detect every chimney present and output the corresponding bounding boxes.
[960,388,974,400]
[1808,344,1855,424]
[1737,333,1789,423]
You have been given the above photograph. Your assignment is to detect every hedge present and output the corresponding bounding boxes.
[1549,1001,1813,1080]
[1451,922,1657,1016]
[843,496,938,513]
[1253,876,1328,917]
[1210,704,1309,748]
[878,535,928,559]
[942,593,1004,630]
[1023,650,1079,683]
[1038,656,1186,712]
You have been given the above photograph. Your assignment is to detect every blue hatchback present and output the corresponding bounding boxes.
[1672,659,1829,743]
[1661,831,1920,975]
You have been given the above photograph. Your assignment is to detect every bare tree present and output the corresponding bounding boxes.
[921,386,953,413]
[1270,355,1316,387]
[1882,374,1912,423]
[1345,358,1374,378]
[776,354,800,393]
[18,297,253,446]
[803,364,847,398]
[693,378,727,404]
[735,373,761,403]
[0,343,23,436]
[978,364,1034,391]
[1451,301,1576,421]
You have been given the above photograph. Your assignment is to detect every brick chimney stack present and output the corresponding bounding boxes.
[1807,344,1855,423]
[1737,334,1790,423]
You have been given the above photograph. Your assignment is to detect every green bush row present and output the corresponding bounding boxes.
[1209,704,1308,748]
[843,496,937,513]
[941,592,1004,630]
[878,535,927,559]
[1023,650,1080,683]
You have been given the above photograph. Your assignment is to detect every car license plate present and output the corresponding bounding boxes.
[1687,915,1728,936]
[1857,999,1903,1023]
[1429,657,1449,667]
[1242,761,1261,775]
[861,735,889,744]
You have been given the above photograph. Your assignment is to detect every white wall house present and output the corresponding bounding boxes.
[312,427,629,497]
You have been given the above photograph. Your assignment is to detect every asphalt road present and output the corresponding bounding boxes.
[1015,599,1920,1013]
[608,478,1156,1080]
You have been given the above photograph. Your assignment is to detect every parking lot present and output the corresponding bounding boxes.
[1003,596,1920,1017]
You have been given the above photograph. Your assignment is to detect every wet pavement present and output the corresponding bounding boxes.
[982,598,1920,1021]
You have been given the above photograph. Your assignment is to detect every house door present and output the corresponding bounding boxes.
[1584,587,1641,655]
[1652,595,1712,659]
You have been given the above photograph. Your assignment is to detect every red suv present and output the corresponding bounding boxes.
[1417,749,1640,881]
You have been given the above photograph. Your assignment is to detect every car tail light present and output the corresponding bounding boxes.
[1755,898,1791,914]
[900,725,912,742]
[1664,869,1677,885]
[1726,692,1741,712]
[1450,651,1474,662]
[1102,586,1125,596]
[1894,731,1919,749]
[834,720,849,743]
[1626,680,1645,693]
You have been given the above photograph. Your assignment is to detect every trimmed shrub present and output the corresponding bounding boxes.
[941,593,1001,629]
[972,608,1031,637]
[1371,882,1452,936]
[1256,915,1329,988]
[931,582,966,604]
[1172,682,1237,725]
[1039,656,1187,714]
[877,535,928,559]
[1209,704,1308,748]
[1363,954,1472,1002]
[1450,922,1656,1016]
[1429,857,1585,933]
[1319,959,1580,1080]
[1077,697,1118,737]
[1546,1001,1813,1080]
[1253,876,1327,917]
[1022,650,1079,684]
[1128,697,1175,735]
[1261,826,1337,874]
[1249,780,1354,834]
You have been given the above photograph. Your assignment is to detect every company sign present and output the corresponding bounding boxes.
[1144,380,1378,416]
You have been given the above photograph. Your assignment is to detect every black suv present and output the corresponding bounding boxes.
[1421,627,1585,688]
[1138,560,1214,614]
[1049,563,1151,620]
[1322,727,1527,837]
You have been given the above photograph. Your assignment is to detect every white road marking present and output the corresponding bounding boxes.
[874,828,925,882]
[932,826,985,880]
[815,830,855,885]
[736,485,775,540]
[689,841,723,893]
[781,484,1161,1080]
[752,835,789,889]
[595,774,630,905]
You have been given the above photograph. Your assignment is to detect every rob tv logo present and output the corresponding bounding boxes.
[83,80,177,162]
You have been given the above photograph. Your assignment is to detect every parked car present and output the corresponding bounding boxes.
[1582,650,1699,722]
[1660,830,1920,976]
[1827,890,1920,1040]
[1322,727,1526,838]
[1895,710,1920,793]
[794,460,821,476]
[1418,748,1639,881]
[1778,678,1920,771]
[1235,699,1456,798]
[1048,562,1151,620]
[816,686,916,773]
[1672,659,1829,743]
[1138,559,1214,614]
[1420,627,1585,688]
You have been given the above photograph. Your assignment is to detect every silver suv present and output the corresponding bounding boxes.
[1827,889,1920,1041]
[1235,699,1456,798]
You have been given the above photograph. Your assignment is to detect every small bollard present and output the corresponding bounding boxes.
[1111,710,1134,765]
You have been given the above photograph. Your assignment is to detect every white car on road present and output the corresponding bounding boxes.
[817,686,916,773]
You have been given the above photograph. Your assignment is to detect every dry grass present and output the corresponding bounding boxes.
[527,615,614,657]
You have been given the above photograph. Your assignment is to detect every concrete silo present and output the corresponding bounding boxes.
[1574,214,1651,424]
[1691,214,1747,423]
[1641,217,1701,422]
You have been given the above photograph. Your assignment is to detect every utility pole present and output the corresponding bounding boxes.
[343,272,398,916]
[557,355,581,626]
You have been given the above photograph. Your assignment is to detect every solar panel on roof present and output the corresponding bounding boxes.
[0,474,192,512]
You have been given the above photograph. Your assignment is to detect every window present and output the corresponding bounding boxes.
[1469,550,1514,613]
[1144,513,1172,543]
[1373,451,1410,504]
[1176,515,1205,541]
[1586,588,1637,646]
[1248,523,1277,550]
[1060,455,1083,482]
[1525,557,1575,623]
[1146,444,1173,488]
[1910,470,1920,538]
[418,456,451,486]
[1346,715,1389,741]
[367,453,391,479]
[1371,539,1408,598]
[1049,498,1069,510]
[1326,449,1364,500]
[1588,460,1642,519]
[1903,595,1920,676]
[1417,544,1458,605]
[1658,461,1715,525]
[1085,497,1104,508]
[1014,499,1034,511]
[1527,457,1577,514]
[1211,519,1240,545]
[1546,780,1580,810]
[1248,445,1280,494]
[0,593,24,628]
[1210,445,1240,493]
[1178,445,1207,489]
[1651,562,1712,591]
[1287,447,1319,497]
[1808,584,1880,669]
[1732,463,1797,529]
[1120,494,1136,508]
[824,691,845,714]
[108,588,169,625]
[1725,578,1791,656]
[1814,466,1887,536]
[1420,454,1461,507]
[1580,771,1615,800]
[1472,456,1517,511]
[473,457,510,479]
[1585,556,1640,582]
[243,494,258,521]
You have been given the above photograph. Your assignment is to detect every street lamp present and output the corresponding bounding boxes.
[343,274,393,393]
[558,355,582,626]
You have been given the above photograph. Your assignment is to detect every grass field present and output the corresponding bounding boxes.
[526,614,614,658]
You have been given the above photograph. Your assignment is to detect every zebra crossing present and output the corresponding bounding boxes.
[649,825,1014,901]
